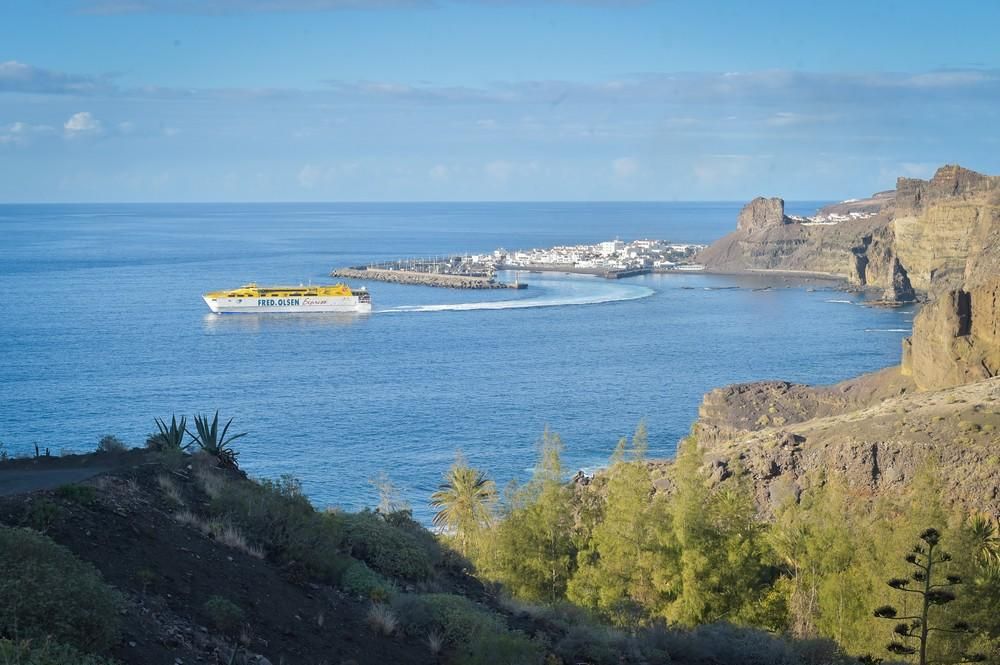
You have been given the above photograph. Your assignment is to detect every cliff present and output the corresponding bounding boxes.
[902,277,1000,390]
[666,169,1000,517]
[697,164,1000,303]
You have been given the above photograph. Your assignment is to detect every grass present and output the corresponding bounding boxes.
[174,510,264,559]
[367,603,399,636]
[156,473,185,505]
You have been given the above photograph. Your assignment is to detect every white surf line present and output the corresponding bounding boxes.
[825,299,855,304]
[377,285,655,313]
[864,328,911,333]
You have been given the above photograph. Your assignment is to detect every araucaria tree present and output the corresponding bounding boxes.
[873,527,983,665]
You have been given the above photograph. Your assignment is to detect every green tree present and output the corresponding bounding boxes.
[874,528,983,665]
[666,440,777,627]
[492,428,576,603]
[567,427,679,627]
[430,453,497,558]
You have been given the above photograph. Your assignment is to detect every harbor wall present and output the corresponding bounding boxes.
[332,267,523,289]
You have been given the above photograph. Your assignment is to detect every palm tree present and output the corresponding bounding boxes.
[430,454,497,556]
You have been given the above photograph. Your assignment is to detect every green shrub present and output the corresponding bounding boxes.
[340,561,395,602]
[341,509,434,581]
[54,485,96,506]
[0,638,117,665]
[95,435,127,453]
[24,499,62,532]
[456,629,544,665]
[0,527,122,651]
[202,596,244,635]
[209,474,347,582]
[391,593,503,646]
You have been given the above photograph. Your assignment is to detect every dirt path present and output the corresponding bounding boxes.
[0,466,113,496]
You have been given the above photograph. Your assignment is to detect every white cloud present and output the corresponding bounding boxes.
[612,157,639,178]
[484,160,540,185]
[297,164,324,189]
[428,164,450,182]
[0,121,56,146]
[766,111,837,127]
[64,111,102,137]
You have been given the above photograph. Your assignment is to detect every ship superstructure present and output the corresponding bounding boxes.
[203,283,371,314]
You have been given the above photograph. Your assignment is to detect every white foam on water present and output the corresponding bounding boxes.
[825,299,855,304]
[864,328,910,333]
[378,281,654,313]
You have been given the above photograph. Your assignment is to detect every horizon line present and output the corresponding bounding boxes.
[0,198,839,206]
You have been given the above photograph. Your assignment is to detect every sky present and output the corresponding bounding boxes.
[1,0,999,202]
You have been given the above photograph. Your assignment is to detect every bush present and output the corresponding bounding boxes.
[0,527,123,651]
[95,435,127,453]
[0,638,117,665]
[209,474,348,581]
[341,509,434,581]
[456,629,544,665]
[203,596,244,635]
[340,561,395,602]
[24,498,62,532]
[391,593,502,646]
[55,484,96,506]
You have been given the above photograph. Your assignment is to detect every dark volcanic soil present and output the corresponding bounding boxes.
[0,454,438,665]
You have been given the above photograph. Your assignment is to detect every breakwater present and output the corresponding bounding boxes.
[332,267,525,289]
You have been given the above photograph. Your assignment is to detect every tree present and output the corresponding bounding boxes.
[430,453,497,557]
[491,428,576,603]
[567,426,679,627]
[873,528,984,665]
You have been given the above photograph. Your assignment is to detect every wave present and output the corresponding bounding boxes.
[378,280,655,313]
[864,328,910,333]
[825,299,855,304]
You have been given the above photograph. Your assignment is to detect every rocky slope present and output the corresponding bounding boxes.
[688,374,1000,517]
[697,164,1000,303]
[670,172,1000,517]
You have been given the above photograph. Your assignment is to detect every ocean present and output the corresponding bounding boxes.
[0,202,918,522]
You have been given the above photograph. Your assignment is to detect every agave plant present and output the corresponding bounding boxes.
[152,415,190,451]
[187,411,246,470]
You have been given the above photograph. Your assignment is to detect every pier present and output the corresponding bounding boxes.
[332,266,525,289]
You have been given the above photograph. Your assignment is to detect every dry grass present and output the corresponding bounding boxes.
[156,473,185,505]
[427,631,443,655]
[194,466,227,499]
[366,603,398,636]
[173,511,264,559]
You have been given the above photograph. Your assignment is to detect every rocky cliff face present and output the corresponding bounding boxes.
[682,375,1000,517]
[737,197,791,234]
[697,164,1000,303]
[902,277,1000,390]
[892,166,1000,294]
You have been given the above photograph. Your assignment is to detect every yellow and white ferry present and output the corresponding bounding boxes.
[203,283,372,314]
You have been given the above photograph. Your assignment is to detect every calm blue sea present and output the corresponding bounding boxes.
[0,202,917,522]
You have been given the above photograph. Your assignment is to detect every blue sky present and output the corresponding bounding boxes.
[1,0,999,202]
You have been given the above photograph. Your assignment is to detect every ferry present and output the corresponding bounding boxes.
[203,283,372,314]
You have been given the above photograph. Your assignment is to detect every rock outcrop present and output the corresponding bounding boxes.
[686,375,1000,517]
[902,278,1000,390]
[698,164,1000,303]
[736,197,791,234]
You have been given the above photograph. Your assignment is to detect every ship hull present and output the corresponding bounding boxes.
[204,295,372,314]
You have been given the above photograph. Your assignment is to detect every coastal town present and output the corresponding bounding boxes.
[332,238,707,288]
[496,238,706,275]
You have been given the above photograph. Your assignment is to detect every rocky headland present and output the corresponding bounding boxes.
[664,165,1000,519]
[697,164,1000,304]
